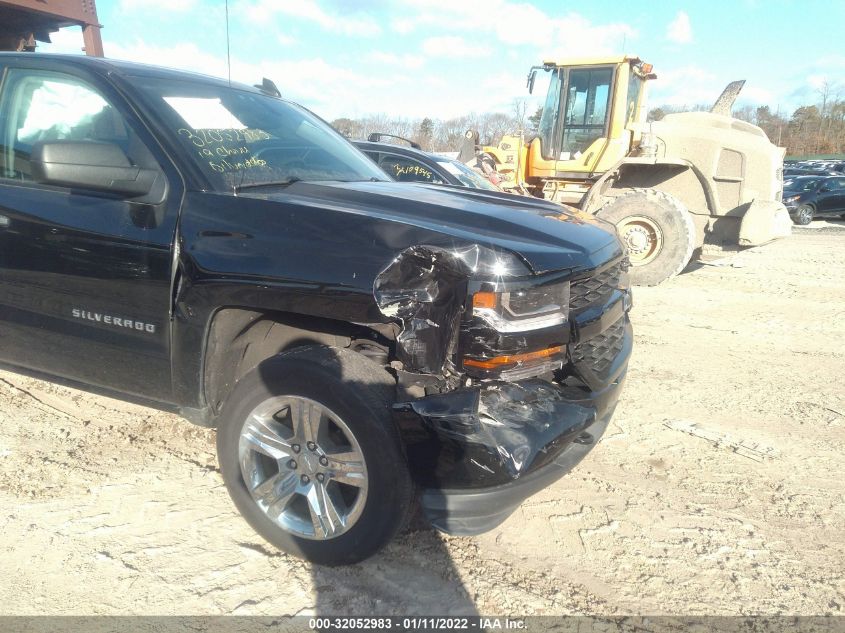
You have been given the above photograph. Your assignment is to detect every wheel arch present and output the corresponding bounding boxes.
[584,158,716,219]
[182,306,398,427]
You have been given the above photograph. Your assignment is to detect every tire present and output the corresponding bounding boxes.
[595,188,696,287]
[216,345,413,566]
[794,204,814,225]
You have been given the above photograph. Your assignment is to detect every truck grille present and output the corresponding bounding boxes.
[571,318,626,375]
[570,260,626,312]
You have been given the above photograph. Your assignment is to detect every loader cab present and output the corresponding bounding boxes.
[528,57,653,181]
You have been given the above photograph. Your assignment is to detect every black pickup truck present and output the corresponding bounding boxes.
[0,53,632,565]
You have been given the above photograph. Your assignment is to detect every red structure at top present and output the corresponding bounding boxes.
[0,0,103,56]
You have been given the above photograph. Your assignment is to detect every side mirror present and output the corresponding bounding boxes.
[30,140,159,198]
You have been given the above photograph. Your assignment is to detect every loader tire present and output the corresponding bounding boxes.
[595,188,696,287]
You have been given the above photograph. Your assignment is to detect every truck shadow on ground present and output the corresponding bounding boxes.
[309,520,479,615]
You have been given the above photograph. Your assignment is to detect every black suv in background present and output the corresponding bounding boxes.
[0,53,632,565]
[782,175,845,224]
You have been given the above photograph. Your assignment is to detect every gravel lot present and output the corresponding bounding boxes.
[1,221,843,616]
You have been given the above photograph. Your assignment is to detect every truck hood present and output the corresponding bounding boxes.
[244,180,621,274]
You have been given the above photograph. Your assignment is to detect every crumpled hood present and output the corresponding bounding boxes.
[248,180,622,274]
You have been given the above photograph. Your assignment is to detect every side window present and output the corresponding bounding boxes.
[561,67,613,157]
[625,72,643,126]
[378,154,443,184]
[0,69,154,183]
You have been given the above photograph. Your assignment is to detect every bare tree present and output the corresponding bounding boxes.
[511,98,528,131]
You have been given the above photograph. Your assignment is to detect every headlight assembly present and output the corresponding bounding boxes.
[472,281,570,332]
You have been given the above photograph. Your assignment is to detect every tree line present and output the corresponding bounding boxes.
[332,87,845,158]
[649,81,845,157]
[331,105,533,153]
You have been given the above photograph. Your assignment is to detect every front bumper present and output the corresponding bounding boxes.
[415,379,623,535]
[393,313,631,535]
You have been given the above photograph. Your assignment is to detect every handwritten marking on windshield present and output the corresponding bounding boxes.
[177,127,271,173]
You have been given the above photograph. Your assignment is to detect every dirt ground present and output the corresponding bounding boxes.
[1,221,843,616]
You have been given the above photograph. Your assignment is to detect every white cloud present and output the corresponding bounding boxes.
[367,51,426,70]
[391,17,415,34]
[806,74,828,90]
[538,14,635,59]
[740,85,774,104]
[242,0,381,37]
[102,39,396,120]
[422,36,492,59]
[119,0,198,12]
[277,33,298,47]
[648,65,718,108]
[666,11,692,44]
[402,1,634,55]
[106,40,230,78]
[35,27,87,55]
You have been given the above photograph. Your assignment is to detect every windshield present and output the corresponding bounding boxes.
[131,76,387,191]
[435,158,499,190]
[785,177,822,192]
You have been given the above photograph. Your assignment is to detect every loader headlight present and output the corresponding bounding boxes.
[472,281,570,332]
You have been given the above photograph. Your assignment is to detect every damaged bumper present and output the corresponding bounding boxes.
[393,316,631,535]
[417,409,616,535]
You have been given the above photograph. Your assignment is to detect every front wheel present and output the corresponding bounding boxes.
[794,204,814,225]
[595,188,696,286]
[216,346,413,565]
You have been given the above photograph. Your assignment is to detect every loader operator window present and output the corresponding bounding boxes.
[561,68,612,158]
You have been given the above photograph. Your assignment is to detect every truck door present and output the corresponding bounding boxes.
[0,64,180,401]
[815,177,840,215]
[828,177,845,213]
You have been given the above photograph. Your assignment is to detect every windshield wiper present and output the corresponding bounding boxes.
[233,178,302,194]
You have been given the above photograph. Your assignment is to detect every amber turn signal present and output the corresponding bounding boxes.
[472,291,498,310]
[463,346,563,370]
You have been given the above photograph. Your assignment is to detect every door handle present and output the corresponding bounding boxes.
[0,215,9,229]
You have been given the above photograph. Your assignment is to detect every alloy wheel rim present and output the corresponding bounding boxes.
[238,396,368,540]
[617,215,664,266]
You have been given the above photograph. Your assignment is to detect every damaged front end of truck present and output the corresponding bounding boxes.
[374,240,632,534]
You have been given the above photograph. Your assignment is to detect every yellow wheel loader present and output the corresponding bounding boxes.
[468,57,791,286]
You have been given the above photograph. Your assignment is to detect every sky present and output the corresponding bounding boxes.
[40,0,845,122]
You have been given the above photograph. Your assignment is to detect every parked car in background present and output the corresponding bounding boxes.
[354,134,501,191]
[782,175,845,224]
[784,167,837,178]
